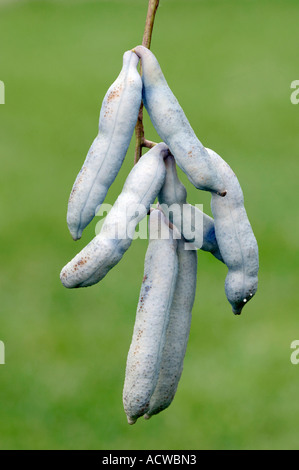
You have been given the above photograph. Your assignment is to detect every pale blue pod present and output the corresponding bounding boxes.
[60,144,168,289]
[144,237,197,418]
[123,210,178,424]
[133,45,226,196]
[67,51,142,241]
[158,154,223,262]
[208,148,259,314]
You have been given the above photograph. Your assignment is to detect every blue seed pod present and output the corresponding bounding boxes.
[208,148,259,314]
[67,51,142,240]
[144,236,197,418]
[158,154,223,262]
[60,143,168,289]
[123,210,178,424]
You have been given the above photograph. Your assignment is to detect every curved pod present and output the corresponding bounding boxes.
[133,45,225,196]
[60,143,168,289]
[208,148,259,314]
[159,154,223,262]
[145,237,197,418]
[123,210,178,424]
[67,51,142,240]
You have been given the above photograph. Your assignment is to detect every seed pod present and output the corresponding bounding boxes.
[123,209,178,424]
[207,148,259,314]
[60,143,168,289]
[144,237,197,419]
[67,51,142,241]
[133,45,226,196]
[158,154,223,262]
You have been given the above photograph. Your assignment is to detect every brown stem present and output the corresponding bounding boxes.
[134,106,144,165]
[142,139,157,149]
[142,0,160,50]
[134,0,160,165]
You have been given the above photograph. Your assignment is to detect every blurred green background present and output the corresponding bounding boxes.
[0,0,298,450]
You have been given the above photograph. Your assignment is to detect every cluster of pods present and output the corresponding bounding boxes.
[60,46,259,424]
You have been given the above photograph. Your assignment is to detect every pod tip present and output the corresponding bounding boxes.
[60,269,68,288]
[132,45,143,58]
[232,306,243,315]
[127,416,137,425]
[68,226,82,241]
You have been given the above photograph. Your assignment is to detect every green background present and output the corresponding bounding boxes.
[0,0,298,450]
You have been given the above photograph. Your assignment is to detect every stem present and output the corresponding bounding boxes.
[134,107,144,164]
[134,0,160,165]
[142,0,160,50]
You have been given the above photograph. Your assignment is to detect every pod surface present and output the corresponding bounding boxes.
[145,237,197,418]
[134,45,225,196]
[60,144,168,288]
[123,210,178,424]
[67,51,142,240]
[208,148,259,314]
[159,154,223,261]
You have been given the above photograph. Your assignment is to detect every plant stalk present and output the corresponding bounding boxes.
[134,0,160,165]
